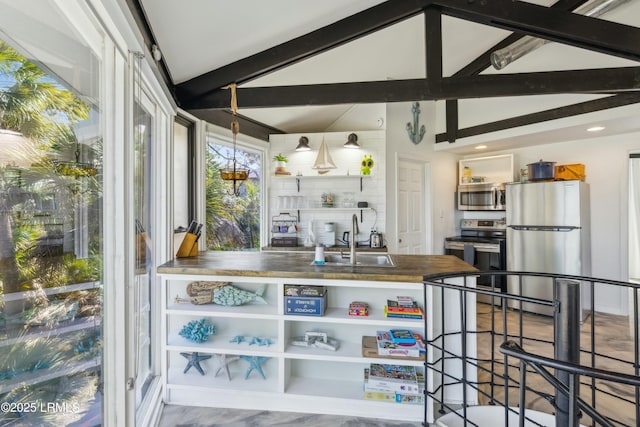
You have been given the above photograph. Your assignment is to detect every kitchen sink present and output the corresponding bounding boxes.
[311,253,396,267]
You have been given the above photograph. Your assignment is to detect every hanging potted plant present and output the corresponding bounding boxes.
[273,153,289,174]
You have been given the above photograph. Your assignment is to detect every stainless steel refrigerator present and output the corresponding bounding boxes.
[506,180,592,318]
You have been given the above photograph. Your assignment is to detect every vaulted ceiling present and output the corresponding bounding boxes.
[129,0,640,148]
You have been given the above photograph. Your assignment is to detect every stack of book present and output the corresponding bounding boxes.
[363,363,424,405]
[384,296,424,320]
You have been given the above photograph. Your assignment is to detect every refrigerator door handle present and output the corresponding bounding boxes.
[508,225,581,232]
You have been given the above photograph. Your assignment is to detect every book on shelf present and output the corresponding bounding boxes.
[363,367,425,404]
[365,364,420,394]
[363,390,396,403]
[375,331,425,358]
[389,329,416,344]
[385,296,424,319]
[361,336,425,361]
[384,307,424,320]
[393,296,418,307]
[363,390,424,405]
[385,304,423,314]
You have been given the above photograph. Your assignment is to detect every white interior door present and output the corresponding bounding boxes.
[397,159,427,254]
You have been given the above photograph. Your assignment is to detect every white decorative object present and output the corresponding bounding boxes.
[304,220,315,247]
[290,331,339,351]
[312,139,336,175]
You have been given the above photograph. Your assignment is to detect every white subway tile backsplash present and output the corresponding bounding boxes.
[269,131,386,247]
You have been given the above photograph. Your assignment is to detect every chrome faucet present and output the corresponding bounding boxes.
[350,214,359,265]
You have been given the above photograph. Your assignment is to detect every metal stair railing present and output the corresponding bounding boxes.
[422,271,640,427]
[499,340,640,427]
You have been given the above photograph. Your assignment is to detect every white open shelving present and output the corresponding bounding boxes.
[160,273,432,422]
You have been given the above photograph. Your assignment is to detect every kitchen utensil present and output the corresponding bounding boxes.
[342,231,350,243]
[370,231,383,248]
[527,160,556,181]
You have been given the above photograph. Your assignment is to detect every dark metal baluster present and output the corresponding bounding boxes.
[634,287,640,426]
[590,280,596,427]
[440,280,446,414]
[554,279,581,427]
[459,286,468,425]
[503,282,510,427]
[569,373,578,427]
[489,274,496,404]
[518,358,527,427]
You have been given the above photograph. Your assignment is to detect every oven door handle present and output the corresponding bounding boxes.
[492,187,498,209]
[472,244,501,253]
[445,242,501,253]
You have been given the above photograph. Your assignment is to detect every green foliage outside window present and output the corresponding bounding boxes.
[205,141,261,251]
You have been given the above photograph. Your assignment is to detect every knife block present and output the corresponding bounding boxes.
[176,232,199,258]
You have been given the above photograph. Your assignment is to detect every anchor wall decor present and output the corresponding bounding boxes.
[406,102,426,145]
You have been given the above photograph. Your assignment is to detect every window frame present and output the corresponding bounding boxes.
[203,123,268,250]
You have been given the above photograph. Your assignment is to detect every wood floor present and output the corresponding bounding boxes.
[472,303,638,427]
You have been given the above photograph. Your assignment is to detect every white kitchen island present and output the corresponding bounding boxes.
[157,252,477,424]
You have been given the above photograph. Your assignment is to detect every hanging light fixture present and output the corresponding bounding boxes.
[220,83,249,196]
[343,133,360,149]
[295,136,311,151]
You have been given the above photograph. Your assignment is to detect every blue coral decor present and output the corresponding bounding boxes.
[179,317,216,343]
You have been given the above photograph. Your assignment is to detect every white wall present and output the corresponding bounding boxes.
[324,104,386,132]
[269,131,385,247]
[385,101,459,254]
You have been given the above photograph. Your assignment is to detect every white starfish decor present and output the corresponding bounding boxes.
[212,353,240,380]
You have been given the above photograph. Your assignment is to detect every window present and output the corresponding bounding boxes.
[0,38,103,425]
[133,95,154,408]
[205,133,263,251]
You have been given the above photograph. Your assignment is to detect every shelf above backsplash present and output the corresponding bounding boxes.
[274,174,371,192]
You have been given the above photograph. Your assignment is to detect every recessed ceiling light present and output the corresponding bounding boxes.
[587,126,605,132]
[475,145,487,150]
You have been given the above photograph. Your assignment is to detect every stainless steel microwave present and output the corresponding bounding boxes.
[457,182,506,211]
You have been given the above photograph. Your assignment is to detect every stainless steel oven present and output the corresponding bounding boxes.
[445,219,507,304]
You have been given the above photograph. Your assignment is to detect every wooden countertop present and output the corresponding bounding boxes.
[261,246,387,253]
[157,251,476,283]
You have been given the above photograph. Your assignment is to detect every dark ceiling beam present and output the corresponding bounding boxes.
[424,8,442,83]
[125,0,174,88]
[424,8,450,141]
[174,0,432,104]
[430,0,640,62]
[182,67,640,109]
[432,67,640,100]
[435,93,640,143]
[451,0,589,77]
[189,110,285,141]
[125,0,282,139]
[442,0,589,143]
